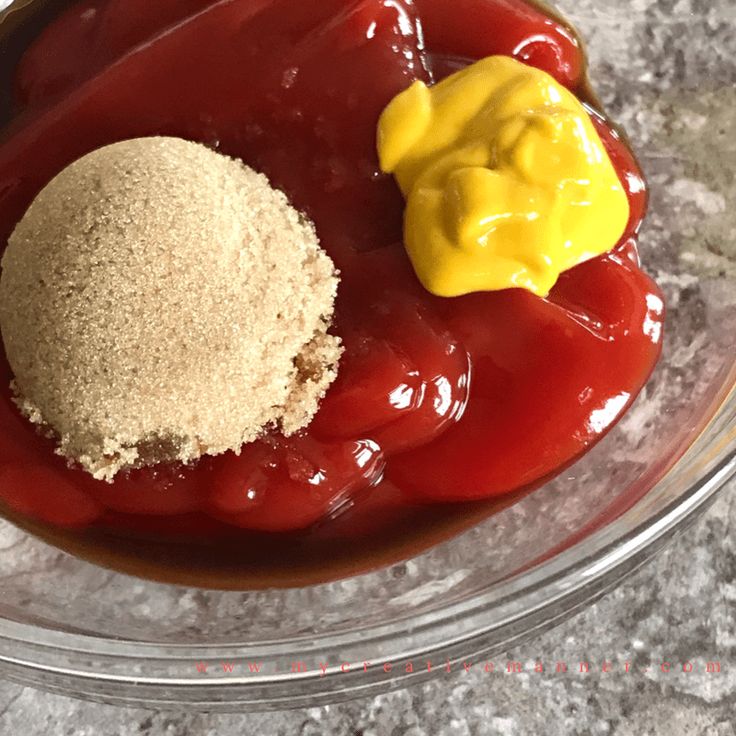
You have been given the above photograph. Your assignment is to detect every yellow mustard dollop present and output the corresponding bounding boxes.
[377,55,630,297]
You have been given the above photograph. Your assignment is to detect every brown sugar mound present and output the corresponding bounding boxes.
[0,137,342,481]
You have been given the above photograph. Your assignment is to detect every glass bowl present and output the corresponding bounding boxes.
[0,0,734,712]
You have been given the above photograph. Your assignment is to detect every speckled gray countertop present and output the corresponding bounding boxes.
[0,0,734,732]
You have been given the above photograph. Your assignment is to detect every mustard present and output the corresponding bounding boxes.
[377,56,630,298]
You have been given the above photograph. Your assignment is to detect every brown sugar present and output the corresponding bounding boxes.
[0,137,342,481]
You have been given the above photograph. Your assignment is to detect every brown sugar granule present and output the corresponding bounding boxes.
[0,137,342,481]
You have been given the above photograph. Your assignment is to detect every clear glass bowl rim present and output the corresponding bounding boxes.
[0,0,734,711]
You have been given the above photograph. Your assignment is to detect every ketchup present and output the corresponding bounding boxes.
[0,0,663,584]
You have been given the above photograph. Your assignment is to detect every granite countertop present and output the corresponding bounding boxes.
[0,0,734,732]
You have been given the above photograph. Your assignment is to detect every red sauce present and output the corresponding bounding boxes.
[0,0,663,587]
